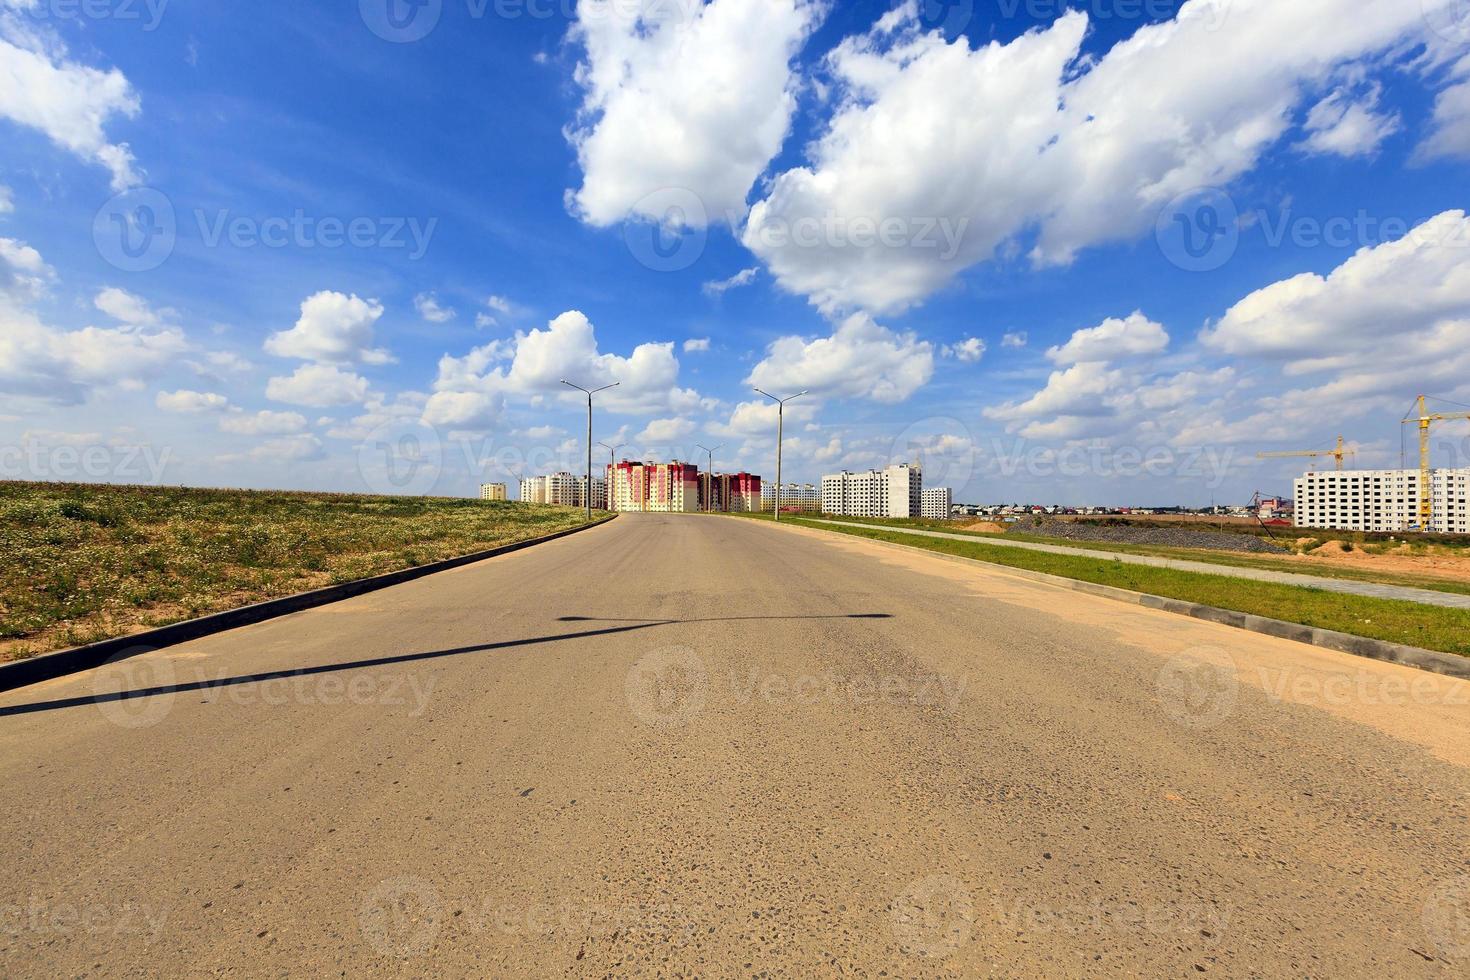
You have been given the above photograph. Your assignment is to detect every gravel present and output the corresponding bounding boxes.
[1007,516,1291,554]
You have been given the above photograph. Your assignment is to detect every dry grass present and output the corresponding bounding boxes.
[0,481,599,661]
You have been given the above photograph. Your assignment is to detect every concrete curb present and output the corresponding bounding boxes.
[0,515,617,694]
[774,519,1470,682]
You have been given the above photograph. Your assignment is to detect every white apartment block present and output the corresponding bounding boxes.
[761,482,821,513]
[821,464,923,518]
[519,473,605,509]
[479,482,507,501]
[921,487,952,521]
[1294,467,1470,534]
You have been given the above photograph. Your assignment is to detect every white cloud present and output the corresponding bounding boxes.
[218,433,325,464]
[219,409,309,436]
[1417,56,1470,163]
[0,19,142,189]
[744,0,1443,314]
[942,337,986,363]
[703,267,759,297]
[637,417,697,443]
[266,363,371,408]
[683,337,711,352]
[1200,210,1470,373]
[566,0,823,228]
[0,184,12,213]
[1298,85,1401,158]
[0,236,53,301]
[1002,331,1028,349]
[414,292,456,323]
[709,397,817,439]
[746,312,934,404]
[264,291,392,365]
[95,287,167,326]
[1047,312,1168,365]
[0,243,185,404]
[426,309,708,429]
[156,390,229,414]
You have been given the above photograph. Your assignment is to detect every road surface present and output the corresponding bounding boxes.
[3,513,1469,977]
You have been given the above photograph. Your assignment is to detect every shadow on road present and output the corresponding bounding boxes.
[0,614,893,718]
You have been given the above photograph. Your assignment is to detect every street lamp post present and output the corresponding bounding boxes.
[561,380,619,521]
[597,441,626,511]
[753,388,806,522]
[696,443,722,512]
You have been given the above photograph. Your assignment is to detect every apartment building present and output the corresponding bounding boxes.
[699,471,763,513]
[519,473,605,509]
[1294,467,1470,533]
[606,461,701,512]
[921,487,952,521]
[821,463,923,518]
[761,482,821,513]
[479,482,507,501]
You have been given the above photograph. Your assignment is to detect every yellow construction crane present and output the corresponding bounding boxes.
[1402,395,1470,529]
[1256,436,1356,471]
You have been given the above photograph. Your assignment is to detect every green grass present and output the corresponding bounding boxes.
[771,513,1470,598]
[722,513,1470,657]
[0,481,604,661]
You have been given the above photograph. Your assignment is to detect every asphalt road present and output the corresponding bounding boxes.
[3,513,1469,977]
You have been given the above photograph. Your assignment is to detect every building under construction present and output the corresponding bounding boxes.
[1294,468,1470,533]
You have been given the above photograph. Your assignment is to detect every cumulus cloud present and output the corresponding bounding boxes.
[1002,331,1028,349]
[218,433,325,464]
[746,312,933,404]
[1200,210,1470,375]
[1047,312,1169,365]
[0,242,185,405]
[0,16,142,189]
[414,292,456,323]
[683,337,711,352]
[219,409,308,436]
[424,309,709,430]
[0,184,12,213]
[566,0,823,228]
[942,337,986,363]
[95,287,168,326]
[266,363,371,408]
[156,390,229,414]
[744,0,1443,314]
[637,417,696,443]
[264,291,392,365]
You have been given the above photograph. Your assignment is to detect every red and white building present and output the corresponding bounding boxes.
[608,461,761,513]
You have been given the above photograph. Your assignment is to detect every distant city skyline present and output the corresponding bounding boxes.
[2,1,1469,506]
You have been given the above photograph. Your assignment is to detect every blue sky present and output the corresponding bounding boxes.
[3,0,1470,504]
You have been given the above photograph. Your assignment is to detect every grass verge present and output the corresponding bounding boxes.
[785,513,1470,598]
[1,481,604,661]
[726,513,1470,657]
